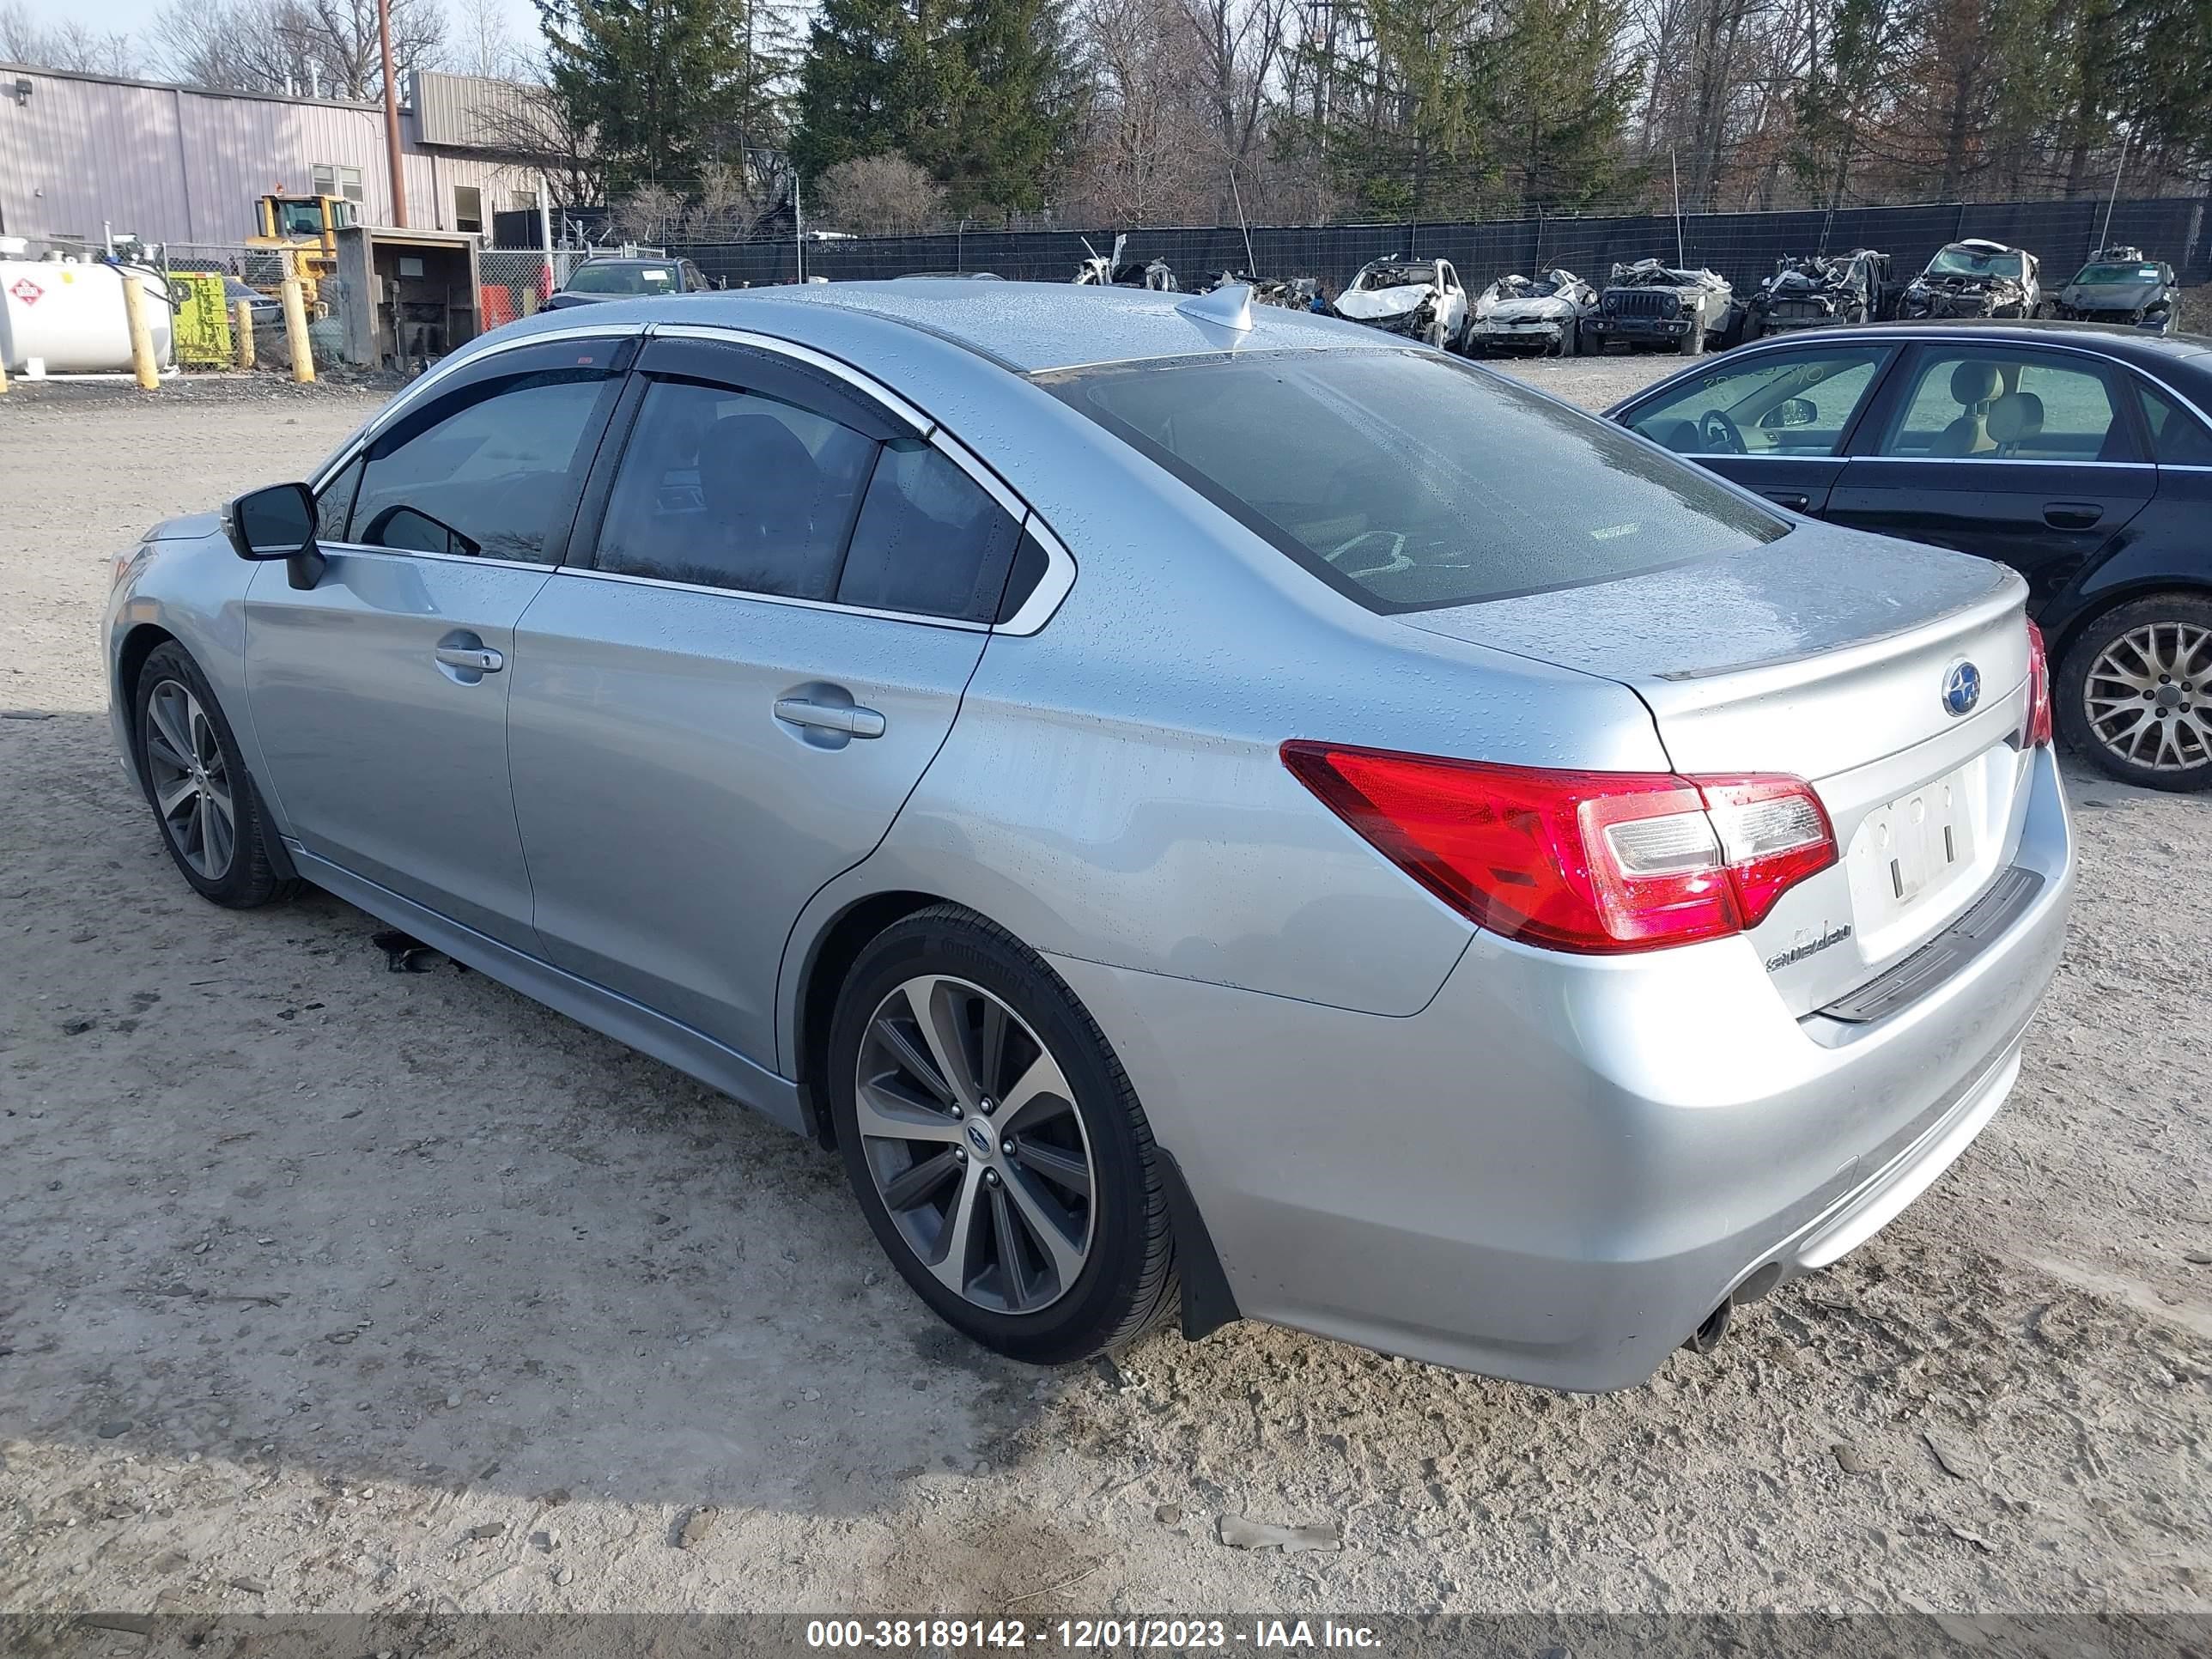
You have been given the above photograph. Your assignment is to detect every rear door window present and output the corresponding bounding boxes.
[1042,347,1784,612]
[1872,348,2139,462]
[594,379,877,600]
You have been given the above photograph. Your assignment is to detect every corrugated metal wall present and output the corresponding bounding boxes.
[0,64,544,244]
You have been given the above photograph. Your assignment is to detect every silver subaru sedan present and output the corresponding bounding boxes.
[104,283,2074,1391]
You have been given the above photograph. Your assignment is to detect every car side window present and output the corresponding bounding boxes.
[1873,349,2136,462]
[1626,348,1888,458]
[837,440,1025,622]
[349,368,614,562]
[314,454,364,540]
[594,378,878,599]
[2136,380,2212,465]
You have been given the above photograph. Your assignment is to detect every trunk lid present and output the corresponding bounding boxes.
[1401,522,2036,1014]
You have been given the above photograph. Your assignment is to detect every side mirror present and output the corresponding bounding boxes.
[225,481,317,559]
[224,481,326,591]
[1762,397,1817,429]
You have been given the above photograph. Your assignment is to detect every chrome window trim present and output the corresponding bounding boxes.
[308,322,650,491]
[543,562,991,633]
[1839,455,2158,470]
[311,541,562,574]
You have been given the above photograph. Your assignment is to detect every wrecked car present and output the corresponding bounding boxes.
[2050,246,2179,333]
[1746,249,1893,337]
[1205,270,1322,311]
[1585,259,1735,356]
[1899,240,2039,320]
[1332,257,1470,349]
[1073,234,1178,291]
[1465,267,1596,356]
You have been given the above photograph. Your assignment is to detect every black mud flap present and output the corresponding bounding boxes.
[1156,1148,1242,1341]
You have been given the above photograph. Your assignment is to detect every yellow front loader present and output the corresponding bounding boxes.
[246,194,358,310]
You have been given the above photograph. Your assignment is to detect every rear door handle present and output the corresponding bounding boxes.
[775,697,886,738]
[434,644,505,673]
[2044,501,2104,530]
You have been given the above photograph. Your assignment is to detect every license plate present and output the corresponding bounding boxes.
[1861,770,1972,912]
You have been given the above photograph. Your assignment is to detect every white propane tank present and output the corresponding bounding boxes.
[0,258,174,374]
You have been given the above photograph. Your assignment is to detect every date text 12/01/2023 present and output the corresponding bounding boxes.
[805,1619,1384,1649]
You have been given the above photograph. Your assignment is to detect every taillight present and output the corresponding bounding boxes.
[1280,742,1837,955]
[2025,618,2053,747]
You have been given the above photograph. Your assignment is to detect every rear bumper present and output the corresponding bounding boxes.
[1055,744,2073,1391]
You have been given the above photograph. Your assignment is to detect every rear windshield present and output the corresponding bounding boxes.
[1040,348,1785,612]
[565,262,679,295]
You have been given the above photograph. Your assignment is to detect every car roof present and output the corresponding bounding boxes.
[630,280,1392,374]
[1748,319,2212,369]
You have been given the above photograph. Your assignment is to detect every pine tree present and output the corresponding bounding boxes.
[538,0,781,198]
[793,0,1077,217]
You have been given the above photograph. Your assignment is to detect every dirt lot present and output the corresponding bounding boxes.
[2,362,2209,1620]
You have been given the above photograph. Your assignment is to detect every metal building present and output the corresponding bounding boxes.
[0,64,553,246]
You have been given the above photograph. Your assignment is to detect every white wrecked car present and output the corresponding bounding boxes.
[1467,267,1597,356]
[1332,257,1469,349]
[1073,234,1178,291]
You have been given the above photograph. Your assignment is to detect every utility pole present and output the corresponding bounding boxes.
[2098,129,2132,258]
[379,0,408,227]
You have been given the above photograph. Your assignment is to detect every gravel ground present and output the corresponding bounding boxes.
[3,361,2209,1620]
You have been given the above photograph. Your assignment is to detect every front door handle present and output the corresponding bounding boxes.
[2044,501,2104,530]
[775,697,886,738]
[1765,492,1812,512]
[434,644,505,673]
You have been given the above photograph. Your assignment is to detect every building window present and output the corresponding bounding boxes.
[454,185,484,235]
[311,164,365,204]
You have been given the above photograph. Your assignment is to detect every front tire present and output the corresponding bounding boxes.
[134,641,300,907]
[2058,593,2212,791]
[828,905,1177,1364]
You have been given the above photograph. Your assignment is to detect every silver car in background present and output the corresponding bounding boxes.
[105,283,2073,1390]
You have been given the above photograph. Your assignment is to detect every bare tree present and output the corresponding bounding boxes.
[816,155,950,234]
[612,183,684,242]
[0,0,139,74]
[452,0,538,80]
[681,158,778,239]
[150,0,442,97]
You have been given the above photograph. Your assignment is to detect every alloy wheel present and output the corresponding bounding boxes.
[854,975,1096,1315]
[2081,621,2212,774]
[143,679,237,879]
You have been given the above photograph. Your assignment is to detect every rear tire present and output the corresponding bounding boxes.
[2057,593,2212,792]
[828,904,1178,1364]
[134,641,300,908]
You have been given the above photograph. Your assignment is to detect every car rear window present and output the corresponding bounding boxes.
[565,262,678,295]
[1040,348,1784,611]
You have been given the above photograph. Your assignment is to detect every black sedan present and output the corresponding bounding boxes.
[1607,320,2212,790]
[544,257,714,309]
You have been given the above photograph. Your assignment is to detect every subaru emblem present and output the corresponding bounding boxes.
[1942,659,1981,717]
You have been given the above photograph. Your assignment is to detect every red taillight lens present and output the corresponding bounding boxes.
[1281,742,1837,955]
[2025,618,2053,747]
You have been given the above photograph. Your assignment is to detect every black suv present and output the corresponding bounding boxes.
[1608,321,2212,789]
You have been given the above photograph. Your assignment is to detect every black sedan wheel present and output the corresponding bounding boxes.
[2059,595,2212,791]
[829,904,1177,1364]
